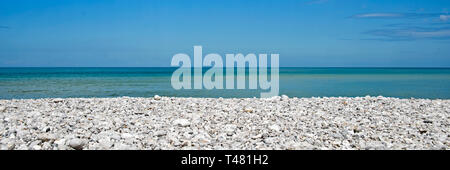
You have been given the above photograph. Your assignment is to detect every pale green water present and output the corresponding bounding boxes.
[0,67,449,99]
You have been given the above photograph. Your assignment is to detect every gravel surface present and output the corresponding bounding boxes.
[0,96,449,150]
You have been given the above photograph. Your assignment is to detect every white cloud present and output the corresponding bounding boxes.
[353,13,404,18]
[404,29,450,38]
[366,28,450,40]
[440,15,450,21]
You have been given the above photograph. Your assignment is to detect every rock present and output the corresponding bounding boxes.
[54,139,66,147]
[287,142,314,150]
[251,134,262,139]
[29,111,41,117]
[353,127,362,133]
[268,124,281,132]
[98,138,112,148]
[32,145,42,150]
[173,119,190,127]
[183,132,193,139]
[423,120,433,124]
[41,142,51,149]
[316,111,325,115]
[224,124,237,136]
[0,106,6,112]
[194,134,211,145]
[111,133,121,141]
[243,107,254,113]
[419,130,427,134]
[155,130,167,137]
[0,96,448,150]
[17,145,28,150]
[154,95,161,100]
[52,98,64,103]
[29,140,41,149]
[0,139,15,150]
[263,137,277,144]
[37,134,57,142]
[7,143,16,150]
[121,133,134,139]
[68,138,85,150]
[114,143,134,150]
[42,127,51,133]
[198,138,210,145]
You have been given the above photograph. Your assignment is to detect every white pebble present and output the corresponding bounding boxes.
[173,119,190,127]
[68,138,85,150]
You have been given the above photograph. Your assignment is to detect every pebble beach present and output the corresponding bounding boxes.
[0,96,448,150]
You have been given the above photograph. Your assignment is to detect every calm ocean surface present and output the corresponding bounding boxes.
[1,67,449,99]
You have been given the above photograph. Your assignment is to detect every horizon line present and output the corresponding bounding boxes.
[1,66,450,69]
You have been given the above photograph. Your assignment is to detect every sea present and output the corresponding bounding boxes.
[1,67,449,99]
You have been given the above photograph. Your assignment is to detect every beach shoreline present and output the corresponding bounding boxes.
[0,96,448,150]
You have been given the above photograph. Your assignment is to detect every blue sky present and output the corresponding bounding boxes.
[0,0,450,67]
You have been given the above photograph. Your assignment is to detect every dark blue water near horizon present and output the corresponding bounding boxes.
[1,67,450,99]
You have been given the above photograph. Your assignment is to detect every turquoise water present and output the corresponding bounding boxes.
[1,67,450,99]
